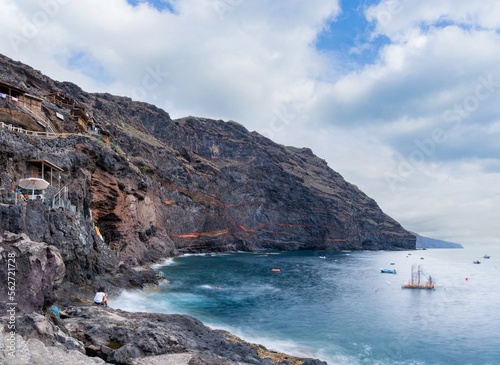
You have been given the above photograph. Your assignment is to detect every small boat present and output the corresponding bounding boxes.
[402,264,434,289]
[473,260,481,264]
[319,255,326,259]
[380,268,397,274]
[390,263,396,265]
[483,255,490,259]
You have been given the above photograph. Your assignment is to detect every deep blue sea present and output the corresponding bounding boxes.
[114,245,500,365]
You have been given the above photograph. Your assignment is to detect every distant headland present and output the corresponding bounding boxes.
[411,231,464,249]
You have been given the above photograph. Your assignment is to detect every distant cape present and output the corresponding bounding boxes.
[411,232,464,249]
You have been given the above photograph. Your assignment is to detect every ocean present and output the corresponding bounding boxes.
[113,245,500,365]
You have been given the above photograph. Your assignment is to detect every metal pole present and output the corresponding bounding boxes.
[59,174,61,207]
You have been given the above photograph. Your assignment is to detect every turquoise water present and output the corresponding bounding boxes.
[114,246,500,364]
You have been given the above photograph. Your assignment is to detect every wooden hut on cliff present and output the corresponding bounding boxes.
[0,80,26,102]
[44,91,99,134]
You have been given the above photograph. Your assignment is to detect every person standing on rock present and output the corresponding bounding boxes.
[93,286,109,307]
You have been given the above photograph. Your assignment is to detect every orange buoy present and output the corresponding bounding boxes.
[272,269,280,272]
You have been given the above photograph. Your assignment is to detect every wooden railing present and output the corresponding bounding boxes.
[21,103,58,133]
[0,121,78,138]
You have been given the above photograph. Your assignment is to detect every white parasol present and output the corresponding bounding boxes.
[18,178,49,197]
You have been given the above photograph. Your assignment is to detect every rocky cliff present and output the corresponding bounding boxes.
[0,53,415,267]
[0,53,414,365]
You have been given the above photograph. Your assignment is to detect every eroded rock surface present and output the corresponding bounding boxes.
[1,51,416,266]
[62,306,327,365]
[0,232,65,313]
[0,203,158,312]
[0,307,327,365]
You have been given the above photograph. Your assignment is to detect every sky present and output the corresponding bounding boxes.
[1,0,499,246]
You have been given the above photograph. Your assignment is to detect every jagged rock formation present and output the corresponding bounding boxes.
[1,306,326,365]
[0,232,65,313]
[0,203,158,307]
[0,53,414,365]
[0,197,159,321]
[0,310,104,365]
[0,53,415,266]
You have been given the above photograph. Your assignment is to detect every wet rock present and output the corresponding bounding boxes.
[58,306,326,365]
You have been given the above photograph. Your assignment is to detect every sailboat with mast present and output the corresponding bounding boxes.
[402,264,434,289]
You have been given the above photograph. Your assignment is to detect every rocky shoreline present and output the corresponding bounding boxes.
[1,305,327,365]
[0,53,417,365]
[0,230,327,365]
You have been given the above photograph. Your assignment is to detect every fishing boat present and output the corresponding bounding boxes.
[402,264,434,289]
[483,255,490,259]
[380,268,397,274]
[473,259,481,264]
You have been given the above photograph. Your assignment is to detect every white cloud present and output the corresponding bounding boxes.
[0,0,499,245]
[366,0,500,41]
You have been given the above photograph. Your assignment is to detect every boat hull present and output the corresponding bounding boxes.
[402,282,434,289]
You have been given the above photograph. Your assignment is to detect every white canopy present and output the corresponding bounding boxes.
[18,178,49,191]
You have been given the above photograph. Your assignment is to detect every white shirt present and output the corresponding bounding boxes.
[94,292,106,303]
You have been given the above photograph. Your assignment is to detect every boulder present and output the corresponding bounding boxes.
[0,232,65,313]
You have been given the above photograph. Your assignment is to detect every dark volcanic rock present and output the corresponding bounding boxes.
[62,306,327,365]
[0,202,158,311]
[1,52,415,267]
[0,127,177,267]
[0,50,396,365]
[0,232,65,313]
[1,307,328,364]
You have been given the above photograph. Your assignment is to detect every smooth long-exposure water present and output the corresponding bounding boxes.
[114,245,500,364]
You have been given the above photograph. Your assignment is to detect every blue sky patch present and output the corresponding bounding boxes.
[315,0,390,71]
[67,51,115,85]
[127,0,175,13]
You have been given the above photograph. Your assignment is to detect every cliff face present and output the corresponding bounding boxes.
[0,232,65,313]
[0,53,415,266]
